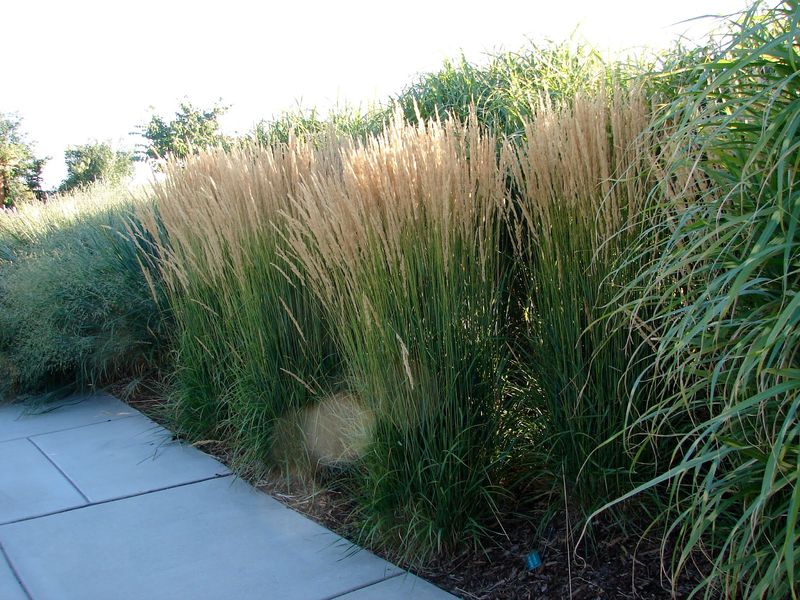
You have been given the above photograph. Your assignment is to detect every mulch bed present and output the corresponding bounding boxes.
[254,478,703,600]
[106,376,167,420]
[118,381,705,599]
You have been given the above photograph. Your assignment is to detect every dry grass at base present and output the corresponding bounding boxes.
[268,392,374,484]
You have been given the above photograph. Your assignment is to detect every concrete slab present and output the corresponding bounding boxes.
[0,548,28,600]
[0,394,135,442]
[0,477,401,600]
[0,439,86,525]
[338,574,456,599]
[31,414,230,502]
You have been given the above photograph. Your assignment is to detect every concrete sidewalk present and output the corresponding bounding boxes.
[0,394,455,600]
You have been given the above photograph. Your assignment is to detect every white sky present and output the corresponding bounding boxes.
[5,0,749,188]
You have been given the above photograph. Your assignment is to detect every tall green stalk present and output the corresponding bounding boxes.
[509,89,656,509]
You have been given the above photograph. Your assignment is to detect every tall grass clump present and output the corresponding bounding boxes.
[393,40,624,136]
[0,183,165,399]
[251,104,389,148]
[286,115,517,562]
[508,88,656,509]
[597,2,800,597]
[139,140,339,473]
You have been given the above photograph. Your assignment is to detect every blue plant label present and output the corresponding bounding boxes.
[525,550,543,570]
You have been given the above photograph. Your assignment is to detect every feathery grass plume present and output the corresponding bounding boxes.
[591,2,800,598]
[0,183,165,399]
[285,112,516,563]
[507,86,657,510]
[138,138,340,474]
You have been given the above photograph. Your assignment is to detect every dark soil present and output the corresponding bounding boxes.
[411,517,701,600]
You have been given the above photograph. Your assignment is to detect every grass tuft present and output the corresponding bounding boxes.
[138,139,340,476]
[285,113,519,563]
[0,183,165,400]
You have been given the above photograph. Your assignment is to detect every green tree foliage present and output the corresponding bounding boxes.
[58,142,134,193]
[137,100,228,168]
[0,114,47,207]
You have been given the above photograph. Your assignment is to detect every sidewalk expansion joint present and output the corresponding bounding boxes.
[2,413,137,444]
[321,571,405,600]
[0,541,34,600]
[27,437,90,504]
[0,473,233,527]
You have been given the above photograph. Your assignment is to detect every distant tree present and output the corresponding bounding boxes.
[0,114,47,207]
[24,157,47,201]
[137,100,229,168]
[58,142,134,193]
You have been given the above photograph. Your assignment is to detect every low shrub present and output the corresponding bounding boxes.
[0,184,165,399]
